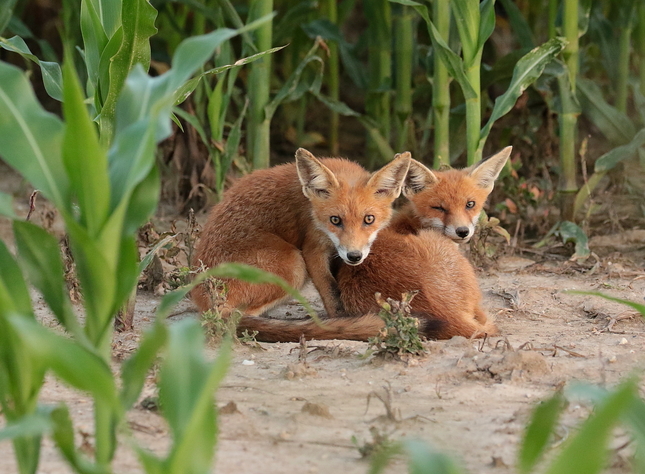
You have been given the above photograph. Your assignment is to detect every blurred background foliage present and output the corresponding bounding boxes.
[1,0,644,245]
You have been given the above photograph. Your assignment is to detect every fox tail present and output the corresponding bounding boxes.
[236,313,463,343]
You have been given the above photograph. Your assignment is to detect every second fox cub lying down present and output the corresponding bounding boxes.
[237,147,512,342]
[392,146,512,242]
[237,227,496,341]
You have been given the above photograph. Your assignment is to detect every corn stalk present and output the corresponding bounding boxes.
[365,0,392,164]
[247,0,274,169]
[432,0,451,167]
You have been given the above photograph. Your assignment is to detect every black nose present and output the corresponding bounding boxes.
[455,227,470,238]
[347,251,362,263]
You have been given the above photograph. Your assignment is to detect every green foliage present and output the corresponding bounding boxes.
[367,292,426,356]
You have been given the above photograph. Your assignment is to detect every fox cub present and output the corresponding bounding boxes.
[192,148,411,318]
[392,147,512,241]
[237,148,511,342]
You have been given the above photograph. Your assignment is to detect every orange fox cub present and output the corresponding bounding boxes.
[192,148,411,318]
[237,228,496,342]
[392,146,512,242]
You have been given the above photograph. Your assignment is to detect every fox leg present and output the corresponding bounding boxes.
[192,234,307,316]
[301,239,344,318]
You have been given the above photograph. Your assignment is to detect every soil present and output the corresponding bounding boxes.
[1,163,645,473]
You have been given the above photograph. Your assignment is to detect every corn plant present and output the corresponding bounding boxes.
[396,0,564,166]
[0,16,275,472]
[432,0,451,168]
[369,377,642,474]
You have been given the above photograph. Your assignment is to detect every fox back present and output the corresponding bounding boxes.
[392,147,511,242]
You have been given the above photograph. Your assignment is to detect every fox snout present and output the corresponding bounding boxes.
[455,226,471,240]
[338,247,367,266]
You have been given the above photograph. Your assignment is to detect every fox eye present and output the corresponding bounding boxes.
[466,201,476,209]
[364,215,375,225]
[431,206,446,213]
[330,216,342,226]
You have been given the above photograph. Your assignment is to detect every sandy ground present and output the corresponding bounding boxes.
[1,161,645,473]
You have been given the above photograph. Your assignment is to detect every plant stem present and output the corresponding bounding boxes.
[247,0,273,169]
[616,19,633,114]
[559,0,579,221]
[465,50,483,165]
[433,0,450,167]
[394,5,414,153]
[365,0,392,164]
[548,0,558,39]
[321,0,340,155]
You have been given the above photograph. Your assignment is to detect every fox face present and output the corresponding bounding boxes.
[296,149,411,265]
[403,147,511,242]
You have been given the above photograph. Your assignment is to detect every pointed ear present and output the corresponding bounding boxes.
[402,159,439,198]
[367,151,412,199]
[295,148,339,199]
[467,146,512,190]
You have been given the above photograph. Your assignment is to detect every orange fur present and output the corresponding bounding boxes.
[391,147,511,241]
[239,229,496,342]
[192,148,411,318]
[237,149,512,343]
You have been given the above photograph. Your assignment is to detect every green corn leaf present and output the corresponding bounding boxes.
[85,0,121,38]
[568,291,645,316]
[0,61,68,209]
[452,0,479,64]
[405,440,464,474]
[0,407,52,442]
[426,21,477,100]
[0,238,32,316]
[80,0,109,89]
[120,319,168,410]
[554,221,590,260]
[122,162,160,237]
[578,78,635,145]
[477,37,566,157]
[0,0,18,33]
[99,0,158,145]
[0,36,63,101]
[518,392,566,474]
[222,99,248,181]
[7,315,119,409]
[497,0,534,49]
[313,92,396,163]
[138,234,175,275]
[64,219,117,344]
[544,378,636,474]
[264,43,324,121]
[12,221,84,338]
[161,323,231,474]
[62,54,110,236]
[477,0,496,55]
[594,128,645,173]
[273,0,317,45]
[113,236,139,317]
[0,191,15,219]
[175,45,287,106]
[50,404,108,474]
[108,115,157,216]
[207,72,226,140]
[96,27,124,109]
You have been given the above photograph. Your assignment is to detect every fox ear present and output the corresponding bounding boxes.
[296,148,340,199]
[368,151,412,199]
[467,146,512,191]
[402,159,439,198]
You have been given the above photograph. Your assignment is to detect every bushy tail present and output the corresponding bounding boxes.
[237,313,463,343]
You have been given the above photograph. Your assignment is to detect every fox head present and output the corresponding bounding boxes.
[403,147,512,242]
[296,148,411,265]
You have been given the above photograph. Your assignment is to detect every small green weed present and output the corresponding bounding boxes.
[367,292,426,356]
[352,426,398,459]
